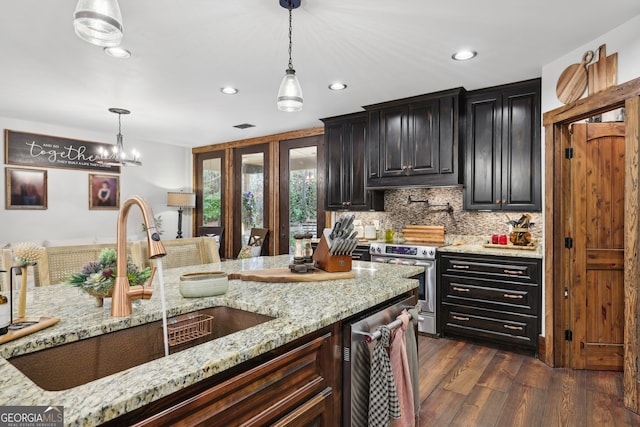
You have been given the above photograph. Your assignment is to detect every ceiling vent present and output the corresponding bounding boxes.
[233,123,256,129]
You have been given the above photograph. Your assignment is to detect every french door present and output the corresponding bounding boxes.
[233,144,270,257]
[278,135,325,254]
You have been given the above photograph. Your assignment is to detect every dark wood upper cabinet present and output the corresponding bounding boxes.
[321,112,384,211]
[365,87,464,189]
[464,79,541,212]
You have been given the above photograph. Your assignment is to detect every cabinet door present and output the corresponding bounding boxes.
[500,83,541,211]
[346,115,369,210]
[325,121,348,210]
[379,105,408,177]
[409,99,439,175]
[464,91,502,210]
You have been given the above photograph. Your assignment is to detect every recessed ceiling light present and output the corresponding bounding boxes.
[221,87,239,95]
[451,50,477,61]
[328,82,348,91]
[103,46,131,59]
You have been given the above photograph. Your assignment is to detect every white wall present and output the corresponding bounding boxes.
[542,14,640,114]
[0,116,193,245]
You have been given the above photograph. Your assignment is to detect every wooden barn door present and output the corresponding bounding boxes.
[568,122,625,370]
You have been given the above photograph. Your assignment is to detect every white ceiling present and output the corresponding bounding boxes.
[1,1,640,149]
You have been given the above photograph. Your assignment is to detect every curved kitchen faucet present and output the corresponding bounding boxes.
[112,196,167,317]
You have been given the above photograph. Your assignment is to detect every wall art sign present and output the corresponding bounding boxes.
[4,129,121,173]
[5,167,48,210]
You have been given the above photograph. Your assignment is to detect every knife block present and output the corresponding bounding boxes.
[312,234,352,273]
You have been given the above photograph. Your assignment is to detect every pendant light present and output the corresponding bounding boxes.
[97,108,142,167]
[277,0,303,112]
[73,0,124,47]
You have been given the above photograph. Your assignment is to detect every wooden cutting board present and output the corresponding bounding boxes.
[228,268,356,283]
[588,44,617,96]
[0,316,60,345]
[556,51,594,104]
[401,225,445,244]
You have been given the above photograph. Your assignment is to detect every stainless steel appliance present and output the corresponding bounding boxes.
[342,294,417,427]
[369,242,438,335]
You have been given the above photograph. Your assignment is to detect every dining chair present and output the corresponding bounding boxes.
[0,249,12,291]
[137,237,220,269]
[197,226,224,259]
[35,243,121,286]
[237,228,269,258]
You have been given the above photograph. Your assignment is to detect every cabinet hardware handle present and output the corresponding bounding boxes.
[496,199,501,204]
[452,287,470,292]
[504,324,524,331]
[503,269,524,275]
[452,265,469,269]
[402,165,407,170]
[503,293,524,299]
[370,172,377,177]
[452,315,470,321]
[408,165,413,170]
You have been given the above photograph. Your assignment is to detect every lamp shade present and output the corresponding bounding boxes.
[167,192,196,208]
[277,69,303,112]
[73,0,124,47]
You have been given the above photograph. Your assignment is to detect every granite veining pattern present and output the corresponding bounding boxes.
[0,255,422,426]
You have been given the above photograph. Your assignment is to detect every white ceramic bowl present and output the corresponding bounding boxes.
[179,271,228,298]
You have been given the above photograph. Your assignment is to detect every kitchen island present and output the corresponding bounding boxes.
[0,255,422,426]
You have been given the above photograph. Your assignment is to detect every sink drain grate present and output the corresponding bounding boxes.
[167,314,214,347]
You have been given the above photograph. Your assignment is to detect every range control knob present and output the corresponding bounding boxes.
[429,249,435,256]
[376,247,382,253]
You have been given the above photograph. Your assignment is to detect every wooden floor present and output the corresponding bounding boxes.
[417,335,640,427]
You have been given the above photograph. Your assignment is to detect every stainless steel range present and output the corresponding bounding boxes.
[369,242,438,335]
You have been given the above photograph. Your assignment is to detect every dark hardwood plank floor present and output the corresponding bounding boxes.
[418,335,640,427]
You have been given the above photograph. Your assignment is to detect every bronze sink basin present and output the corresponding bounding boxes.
[8,306,274,391]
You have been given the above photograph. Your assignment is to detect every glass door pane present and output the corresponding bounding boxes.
[288,147,317,252]
[195,150,225,258]
[202,157,222,227]
[233,144,270,256]
[240,152,264,244]
[278,135,325,255]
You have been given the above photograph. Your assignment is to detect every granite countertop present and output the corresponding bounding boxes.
[439,234,543,259]
[0,255,422,426]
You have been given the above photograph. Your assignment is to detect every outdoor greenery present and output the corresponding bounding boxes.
[203,169,222,225]
[289,170,316,225]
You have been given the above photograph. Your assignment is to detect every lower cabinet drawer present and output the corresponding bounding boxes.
[441,303,538,349]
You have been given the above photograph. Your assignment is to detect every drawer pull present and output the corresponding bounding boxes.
[452,265,469,269]
[452,315,470,322]
[452,287,470,292]
[504,325,524,331]
[503,269,524,275]
[503,293,524,299]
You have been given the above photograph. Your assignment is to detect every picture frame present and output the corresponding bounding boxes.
[88,174,119,210]
[5,167,48,210]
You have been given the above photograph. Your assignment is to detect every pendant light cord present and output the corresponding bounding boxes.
[287,1,294,71]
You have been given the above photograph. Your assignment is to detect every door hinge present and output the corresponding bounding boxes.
[564,288,569,299]
[565,329,573,341]
[565,237,573,249]
[565,147,574,159]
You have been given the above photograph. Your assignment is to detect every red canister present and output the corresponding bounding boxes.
[491,234,499,244]
[499,234,508,245]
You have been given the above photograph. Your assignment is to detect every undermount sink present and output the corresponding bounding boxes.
[8,306,274,391]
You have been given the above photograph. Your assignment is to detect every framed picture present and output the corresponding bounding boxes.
[5,167,47,210]
[88,174,119,210]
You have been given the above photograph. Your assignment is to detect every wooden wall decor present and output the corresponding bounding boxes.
[5,129,120,173]
[588,44,618,96]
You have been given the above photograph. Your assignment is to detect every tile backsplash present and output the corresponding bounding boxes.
[346,187,542,240]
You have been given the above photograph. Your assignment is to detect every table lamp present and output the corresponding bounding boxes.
[167,191,196,239]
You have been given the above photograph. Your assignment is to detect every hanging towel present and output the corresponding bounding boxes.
[405,305,420,425]
[351,340,371,427]
[390,310,415,427]
[368,325,400,426]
